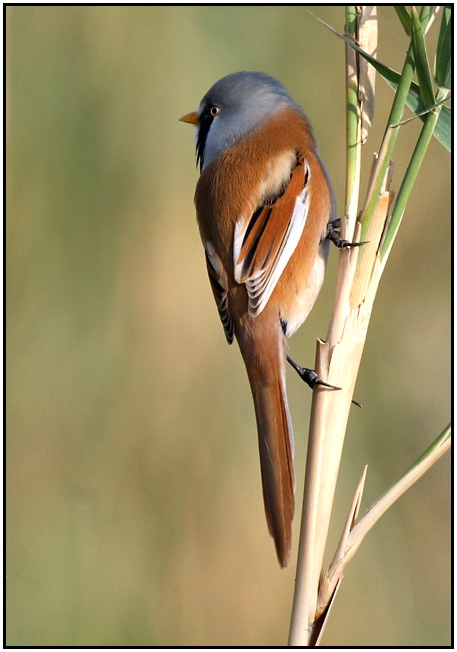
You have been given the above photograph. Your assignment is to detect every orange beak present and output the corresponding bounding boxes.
[179,111,200,125]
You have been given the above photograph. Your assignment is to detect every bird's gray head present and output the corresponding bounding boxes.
[193,72,302,171]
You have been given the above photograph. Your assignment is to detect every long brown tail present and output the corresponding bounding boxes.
[238,320,295,568]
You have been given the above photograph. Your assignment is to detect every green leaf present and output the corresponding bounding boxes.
[432,105,451,152]
[342,35,451,151]
[410,7,435,108]
[313,11,451,151]
[393,82,451,152]
[381,72,451,152]
[435,6,452,90]
[394,6,411,36]
[417,5,437,32]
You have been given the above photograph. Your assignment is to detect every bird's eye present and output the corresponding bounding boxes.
[210,105,220,117]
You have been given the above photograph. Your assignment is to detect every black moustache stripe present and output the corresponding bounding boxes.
[196,109,214,171]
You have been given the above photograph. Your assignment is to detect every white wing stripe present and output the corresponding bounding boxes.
[247,184,310,315]
[233,219,245,284]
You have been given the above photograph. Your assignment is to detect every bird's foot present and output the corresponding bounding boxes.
[287,355,362,408]
[326,218,368,249]
[286,355,341,391]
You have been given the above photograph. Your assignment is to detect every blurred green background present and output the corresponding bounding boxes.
[6,6,450,647]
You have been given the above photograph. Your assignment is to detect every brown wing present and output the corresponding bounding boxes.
[204,241,234,343]
[233,154,311,316]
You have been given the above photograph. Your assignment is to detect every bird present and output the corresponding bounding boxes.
[180,71,338,568]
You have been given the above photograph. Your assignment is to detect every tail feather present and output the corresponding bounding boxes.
[253,377,295,567]
[238,318,295,568]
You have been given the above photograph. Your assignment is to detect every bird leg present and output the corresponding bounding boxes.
[326,218,367,249]
[286,355,341,391]
[287,355,362,408]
